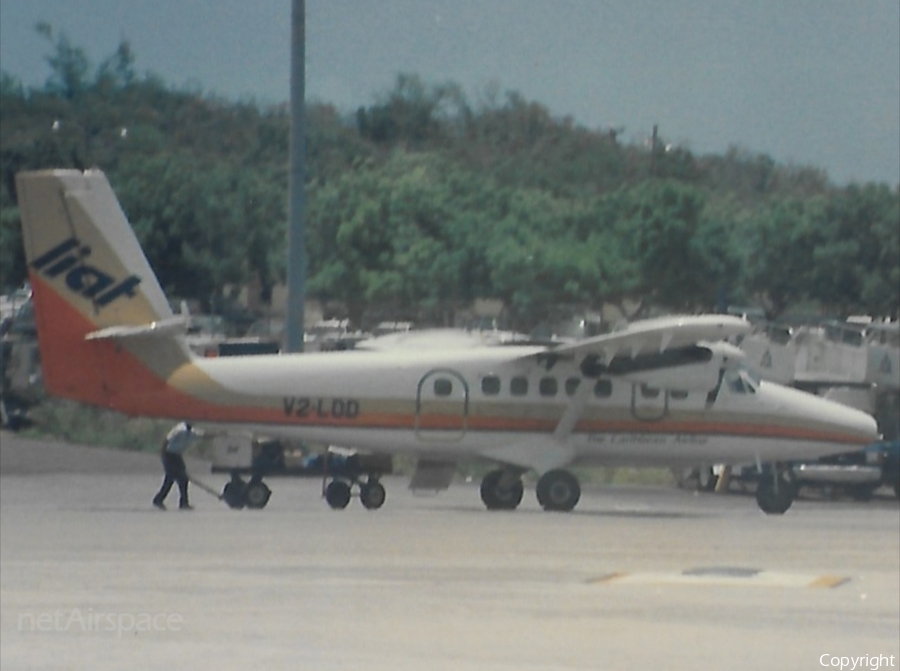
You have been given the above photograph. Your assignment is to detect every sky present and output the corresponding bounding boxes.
[1,0,898,185]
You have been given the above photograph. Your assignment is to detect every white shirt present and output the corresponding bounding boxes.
[164,422,195,455]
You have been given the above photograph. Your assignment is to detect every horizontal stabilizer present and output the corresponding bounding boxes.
[84,316,188,341]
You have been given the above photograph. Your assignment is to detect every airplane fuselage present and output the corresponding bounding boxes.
[152,345,875,472]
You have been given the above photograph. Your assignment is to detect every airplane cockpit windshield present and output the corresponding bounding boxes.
[724,366,760,395]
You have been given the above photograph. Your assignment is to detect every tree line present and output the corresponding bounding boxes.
[1,31,897,330]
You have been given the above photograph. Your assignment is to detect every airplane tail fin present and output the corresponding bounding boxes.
[15,169,192,413]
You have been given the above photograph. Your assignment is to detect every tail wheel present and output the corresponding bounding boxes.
[536,470,581,512]
[325,480,352,510]
[245,480,272,509]
[360,479,386,510]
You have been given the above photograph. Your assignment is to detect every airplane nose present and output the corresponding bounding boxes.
[762,381,880,447]
[813,395,879,446]
[842,405,880,443]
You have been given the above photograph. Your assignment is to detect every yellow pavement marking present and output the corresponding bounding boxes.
[807,574,851,589]
[585,572,628,585]
[588,569,850,589]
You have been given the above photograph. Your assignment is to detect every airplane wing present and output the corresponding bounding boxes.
[476,314,755,473]
[550,315,750,359]
[523,314,751,382]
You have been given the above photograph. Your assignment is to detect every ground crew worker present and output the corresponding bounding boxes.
[152,421,198,510]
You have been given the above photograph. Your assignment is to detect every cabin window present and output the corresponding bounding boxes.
[565,377,581,396]
[539,377,558,397]
[481,375,501,396]
[670,390,689,400]
[433,378,453,397]
[640,384,660,399]
[593,379,612,398]
[510,376,529,396]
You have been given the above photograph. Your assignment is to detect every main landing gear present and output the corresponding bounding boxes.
[535,469,581,511]
[480,469,525,510]
[755,464,796,515]
[479,468,582,512]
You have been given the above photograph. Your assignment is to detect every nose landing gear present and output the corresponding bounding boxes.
[755,464,796,515]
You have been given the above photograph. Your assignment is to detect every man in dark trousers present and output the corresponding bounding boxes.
[153,421,198,510]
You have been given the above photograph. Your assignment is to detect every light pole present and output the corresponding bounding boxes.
[285,0,307,352]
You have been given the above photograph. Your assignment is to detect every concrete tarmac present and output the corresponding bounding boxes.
[1,432,898,670]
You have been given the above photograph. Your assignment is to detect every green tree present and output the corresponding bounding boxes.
[114,155,285,308]
[35,22,90,100]
[810,185,900,317]
[619,181,726,313]
[4,29,898,328]
[741,198,823,319]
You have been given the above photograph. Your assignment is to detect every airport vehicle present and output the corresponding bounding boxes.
[15,169,879,514]
[0,295,42,429]
[882,440,900,498]
[207,433,392,509]
[679,440,900,501]
[793,440,899,500]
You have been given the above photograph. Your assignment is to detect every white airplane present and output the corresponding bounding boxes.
[15,169,879,514]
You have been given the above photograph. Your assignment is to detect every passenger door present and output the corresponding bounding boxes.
[415,369,469,442]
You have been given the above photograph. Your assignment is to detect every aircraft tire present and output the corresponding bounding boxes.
[536,470,581,512]
[479,470,524,510]
[360,479,386,510]
[325,480,352,510]
[245,480,272,509]
[755,477,795,515]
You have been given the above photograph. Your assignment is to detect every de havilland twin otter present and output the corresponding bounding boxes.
[15,169,879,514]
